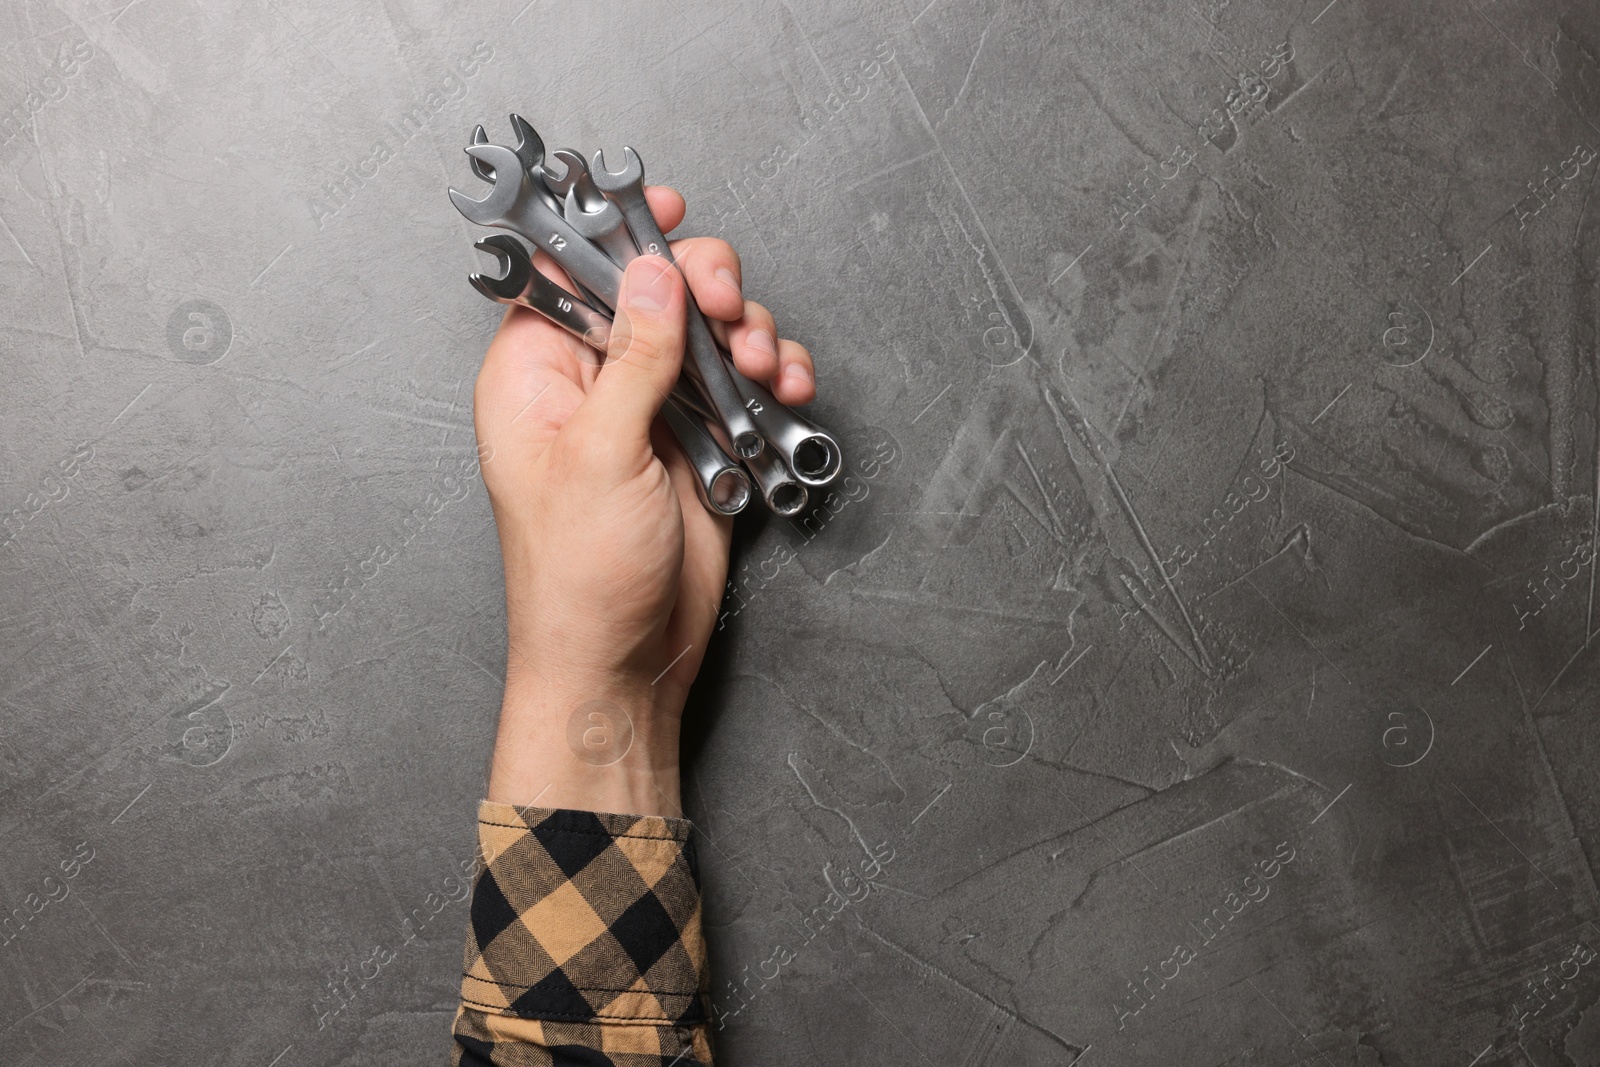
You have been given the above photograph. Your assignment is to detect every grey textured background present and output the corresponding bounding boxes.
[3,0,1600,1063]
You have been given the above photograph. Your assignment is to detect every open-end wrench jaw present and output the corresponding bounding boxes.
[469,115,544,183]
[540,150,581,200]
[563,187,642,267]
[549,149,607,212]
[563,188,626,243]
[590,146,645,195]
[469,125,494,182]
[468,234,532,302]
[450,144,528,226]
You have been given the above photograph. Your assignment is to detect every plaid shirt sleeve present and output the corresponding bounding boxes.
[450,801,713,1067]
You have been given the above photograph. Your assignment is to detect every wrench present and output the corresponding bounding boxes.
[661,399,753,515]
[468,116,554,210]
[560,185,639,267]
[452,143,628,309]
[743,445,808,516]
[588,146,766,460]
[453,147,762,459]
[564,181,771,463]
[544,148,607,212]
[471,233,736,433]
[470,232,721,422]
[538,147,580,204]
[468,122,612,312]
[593,146,841,484]
[723,365,842,487]
[467,235,751,515]
[468,235,610,357]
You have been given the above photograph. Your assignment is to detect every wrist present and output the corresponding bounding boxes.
[485,675,685,818]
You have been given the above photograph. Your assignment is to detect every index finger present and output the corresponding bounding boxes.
[645,185,686,234]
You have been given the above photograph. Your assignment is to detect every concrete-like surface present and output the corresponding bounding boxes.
[3,0,1600,1063]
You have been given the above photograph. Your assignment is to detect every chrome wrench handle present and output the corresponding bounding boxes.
[590,146,765,460]
[468,235,612,355]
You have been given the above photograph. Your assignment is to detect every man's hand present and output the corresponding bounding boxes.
[472,186,813,816]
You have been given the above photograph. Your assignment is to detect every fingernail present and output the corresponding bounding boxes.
[785,363,813,389]
[715,267,741,298]
[627,256,675,312]
[747,330,777,358]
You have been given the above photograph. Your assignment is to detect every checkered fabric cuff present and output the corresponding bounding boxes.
[452,801,711,1066]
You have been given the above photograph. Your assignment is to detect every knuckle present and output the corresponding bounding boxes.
[612,321,668,364]
[684,237,739,274]
[702,237,737,262]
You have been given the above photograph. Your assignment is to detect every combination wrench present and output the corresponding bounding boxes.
[591,146,842,488]
[547,151,639,266]
[451,142,766,460]
[468,234,753,516]
[742,445,808,516]
[468,233,610,352]
[468,119,609,313]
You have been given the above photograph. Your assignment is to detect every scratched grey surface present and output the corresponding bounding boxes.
[4,0,1600,1064]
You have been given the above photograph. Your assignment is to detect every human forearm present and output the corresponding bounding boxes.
[486,671,684,817]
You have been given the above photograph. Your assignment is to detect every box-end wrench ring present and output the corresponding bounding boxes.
[662,400,754,516]
[743,445,808,516]
[723,364,842,487]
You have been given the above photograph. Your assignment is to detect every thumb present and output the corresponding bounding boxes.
[580,254,686,447]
